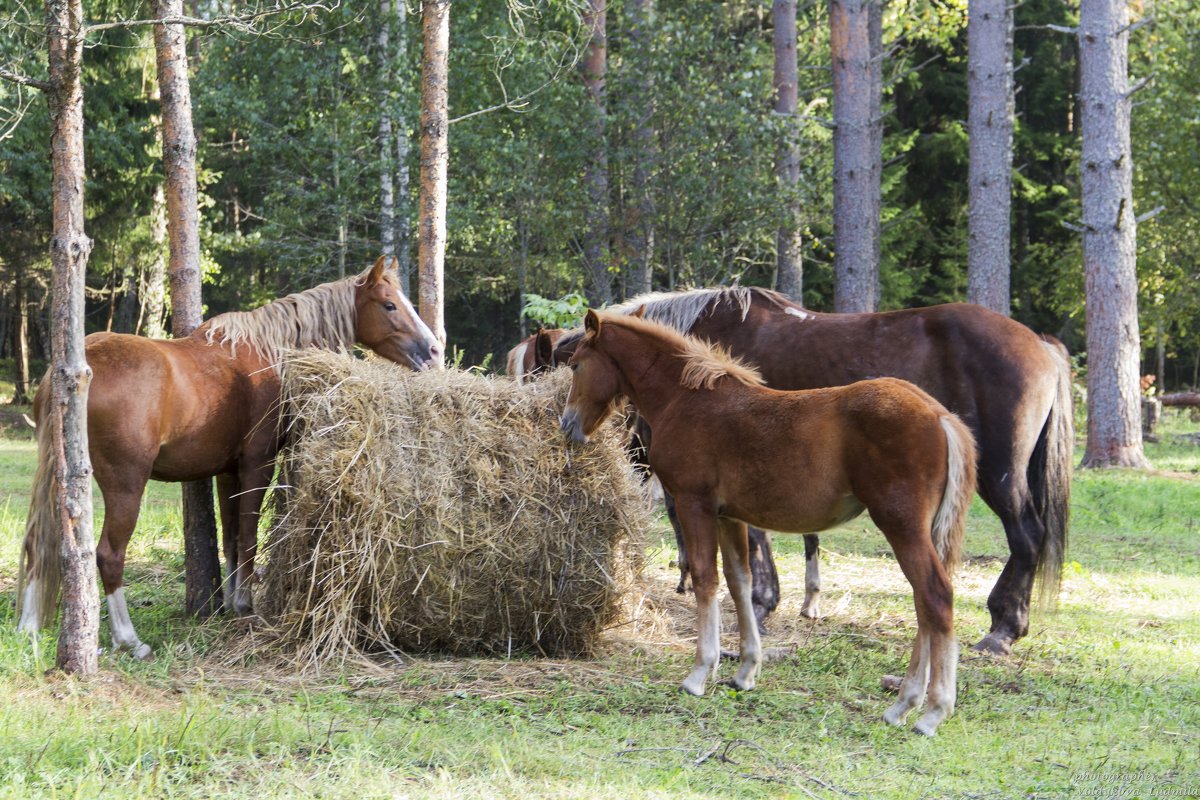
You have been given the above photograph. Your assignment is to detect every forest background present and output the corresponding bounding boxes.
[0,0,1198,383]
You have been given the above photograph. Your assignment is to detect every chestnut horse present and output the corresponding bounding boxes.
[553,287,1072,655]
[561,310,976,735]
[506,328,565,382]
[17,257,440,658]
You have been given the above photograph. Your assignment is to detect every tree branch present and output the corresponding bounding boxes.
[83,1,338,35]
[0,65,53,92]
[1124,73,1154,99]
[1136,205,1166,225]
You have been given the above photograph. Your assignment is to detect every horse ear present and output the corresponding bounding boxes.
[535,329,556,364]
[584,309,601,335]
[367,255,388,286]
[630,305,647,319]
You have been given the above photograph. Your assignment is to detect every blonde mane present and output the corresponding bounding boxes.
[609,286,754,333]
[202,274,361,368]
[600,313,765,390]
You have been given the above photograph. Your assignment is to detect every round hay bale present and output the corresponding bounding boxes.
[252,350,650,667]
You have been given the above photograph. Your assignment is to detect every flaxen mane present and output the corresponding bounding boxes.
[610,286,754,333]
[202,274,362,366]
[600,314,765,390]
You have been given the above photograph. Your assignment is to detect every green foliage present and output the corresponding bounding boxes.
[522,291,588,328]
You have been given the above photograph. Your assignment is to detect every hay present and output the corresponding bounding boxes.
[252,350,650,668]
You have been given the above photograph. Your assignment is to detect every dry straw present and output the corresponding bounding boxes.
[251,351,650,669]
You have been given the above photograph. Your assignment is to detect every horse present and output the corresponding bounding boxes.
[552,287,1072,656]
[16,257,441,659]
[506,328,565,382]
[560,310,976,736]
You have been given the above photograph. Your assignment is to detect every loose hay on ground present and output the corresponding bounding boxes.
[250,351,650,669]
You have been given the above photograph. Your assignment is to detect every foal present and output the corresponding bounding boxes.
[560,310,977,735]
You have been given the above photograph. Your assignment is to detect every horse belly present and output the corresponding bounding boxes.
[726,491,865,535]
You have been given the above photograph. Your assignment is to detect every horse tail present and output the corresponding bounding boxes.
[1030,340,1073,608]
[15,404,64,630]
[932,413,977,578]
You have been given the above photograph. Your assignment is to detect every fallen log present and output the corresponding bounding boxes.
[1160,392,1200,408]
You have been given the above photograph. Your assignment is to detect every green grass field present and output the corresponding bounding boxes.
[0,403,1197,799]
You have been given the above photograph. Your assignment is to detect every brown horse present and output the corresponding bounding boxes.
[17,257,440,658]
[553,287,1072,655]
[561,310,976,735]
[506,328,565,382]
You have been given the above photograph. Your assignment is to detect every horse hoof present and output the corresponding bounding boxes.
[131,643,154,661]
[883,703,910,728]
[971,634,1013,657]
[912,720,938,737]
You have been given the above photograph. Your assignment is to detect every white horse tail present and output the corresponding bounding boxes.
[931,413,977,577]
[16,406,64,631]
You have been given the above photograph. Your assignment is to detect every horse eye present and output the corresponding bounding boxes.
[383,302,397,312]
[570,363,578,371]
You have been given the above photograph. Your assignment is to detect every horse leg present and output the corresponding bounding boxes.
[94,479,153,660]
[800,533,821,619]
[664,491,690,594]
[975,480,1042,656]
[675,497,721,696]
[718,519,762,690]
[874,514,957,735]
[231,460,274,617]
[215,473,240,614]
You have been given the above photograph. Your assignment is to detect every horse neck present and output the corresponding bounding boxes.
[603,324,688,426]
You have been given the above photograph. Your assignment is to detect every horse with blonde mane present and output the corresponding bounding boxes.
[561,309,976,735]
[17,257,440,659]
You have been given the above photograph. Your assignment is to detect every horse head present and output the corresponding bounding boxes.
[560,309,623,443]
[355,256,443,371]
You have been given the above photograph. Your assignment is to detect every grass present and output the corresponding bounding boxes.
[0,408,1198,798]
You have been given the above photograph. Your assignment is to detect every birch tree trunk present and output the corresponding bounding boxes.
[378,0,396,260]
[773,0,802,302]
[394,0,412,294]
[830,0,881,312]
[418,0,449,344]
[1078,0,1148,468]
[46,0,99,675]
[967,0,1014,315]
[154,0,222,616]
[11,269,31,404]
[626,0,655,298]
[143,183,168,337]
[581,0,612,307]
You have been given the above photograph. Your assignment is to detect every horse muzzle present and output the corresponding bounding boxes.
[560,408,589,444]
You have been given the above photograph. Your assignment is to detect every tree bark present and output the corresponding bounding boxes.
[773,0,803,302]
[626,0,656,298]
[154,0,222,616]
[1078,0,1148,469]
[830,0,881,312]
[379,0,396,261]
[394,0,413,295]
[11,267,31,404]
[418,0,449,344]
[143,183,168,337]
[967,0,1014,315]
[581,0,612,307]
[45,0,99,676]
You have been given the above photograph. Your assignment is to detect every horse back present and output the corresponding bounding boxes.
[83,332,280,481]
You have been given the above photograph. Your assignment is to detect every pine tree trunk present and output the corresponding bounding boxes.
[379,0,396,260]
[418,0,449,344]
[394,0,412,294]
[581,0,612,307]
[154,0,222,616]
[830,0,881,312]
[1078,0,1148,469]
[626,0,656,298]
[46,0,99,676]
[967,0,1014,315]
[773,0,803,302]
